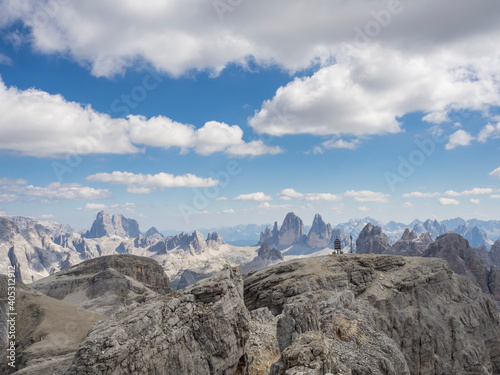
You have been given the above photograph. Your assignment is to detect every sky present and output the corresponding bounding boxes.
[0,0,499,232]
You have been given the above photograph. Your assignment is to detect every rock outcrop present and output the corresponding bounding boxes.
[306,214,332,248]
[66,267,250,375]
[278,212,306,247]
[389,228,433,256]
[0,275,107,375]
[174,269,211,290]
[258,221,279,246]
[84,211,140,239]
[240,243,284,274]
[31,254,171,315]
[206,232,225,249]
[244,254,500,375]
[422,233,500,305]
[356,223,391,254]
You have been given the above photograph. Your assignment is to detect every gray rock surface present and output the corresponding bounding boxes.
[31,254,171,315]
[278,213,306,247]
[356,223,391,254]
[258,221,279,246]
[240,243,284,274]
[455,224,490,248]
[85,211,140,238]
[0,275,107,375]
[66,267,250,375]
[174,269,211,290]
[389,228,433,256]
[306,214,332,248]
[244,254,500,375]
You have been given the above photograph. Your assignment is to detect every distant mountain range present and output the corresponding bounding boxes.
[189,216,500,249]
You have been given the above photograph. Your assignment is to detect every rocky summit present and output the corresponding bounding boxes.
[245,254,500,375]
[30,254,171,315]
[355,222,391,254]
[84,211,141,239]
[16,253,498,375]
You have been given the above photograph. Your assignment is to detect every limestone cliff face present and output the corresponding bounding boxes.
[278,212,305,247]
[306,214,332,248]
[258,221,279,246]
[65,267,250,375]
[412,219,448,239]
[244,255,500,375]
[389,228,433,256]
[356,223,391,254]
[240,243,284,274]
[85,211,140,238]
[422,233,500,305]
[31,254,171,315]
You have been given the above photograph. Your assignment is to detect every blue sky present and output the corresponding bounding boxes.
[0,0,499,231]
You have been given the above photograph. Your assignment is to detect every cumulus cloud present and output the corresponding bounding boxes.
[444,188,494,196]
[256,202,291,210]
[477,122,500,143]
[0,78,280,158]
[278,189,341,202]
[445,130,474,150]
[490,167,500,178]
[278,189,304,201]
[439,198,460,206]
[78,203,108,211]
[39,214,55,219]
[1,182,111,201]
[222,209,234,214]
[234,192,272,202]
[358,206,370,212]
[402,192,440,198]
[87,171,218,193]
[215,197,228,201]
[344,190,389,203]
[3,0,500,81]
[470,199,480,204]
[402,202,413,208]
[322,139,361,150]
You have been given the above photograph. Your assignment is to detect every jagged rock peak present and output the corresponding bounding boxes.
[85,211,140,238]
[307,213,332,248]
[278,212,305,246]
[145,226,160,237]
[257,242,284,261]
[356,223,390,254]
[258,221,279,246]
[401,228,418,241]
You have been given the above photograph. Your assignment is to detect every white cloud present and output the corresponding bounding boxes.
[445,130,474,150]
[491,195,500,199]
[402,202,413,208]
[322,138,361,150]
[87,171,218,193]
[78,203,108,211]
[477,123,500,143]
[278,188,304,201]
[439,198,460,206]
[358,206,370,212]
[1,182,112,201]
[345,190,389,203]
[444,188,494,196]
[490,167,500,178]
[40,214,55,219]
[278,188,341,202]
[215,197,228,201]
[3,0,500,82]
[256,202,291,210]
[250,43,500,137]
[0,194,17,203]
[234,192,272,202]
[303,193,341,202]
[470,199,480,204]
[0,178,28,185]
[402,192,440,198]
[0,78,280,158]
[222,209,234,214]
